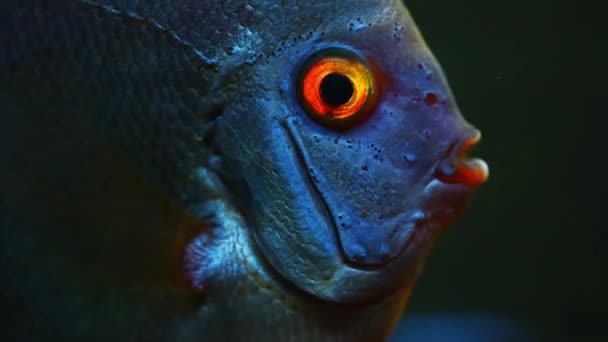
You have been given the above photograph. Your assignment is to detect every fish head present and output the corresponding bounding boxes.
[216,1,488,304]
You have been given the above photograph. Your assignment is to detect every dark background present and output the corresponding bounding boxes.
[1,1,603,341]
[394,0,605,340]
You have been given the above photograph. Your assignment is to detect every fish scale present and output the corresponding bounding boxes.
[4,0,222,205]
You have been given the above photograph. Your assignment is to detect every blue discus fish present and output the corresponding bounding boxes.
[0,0,488,340]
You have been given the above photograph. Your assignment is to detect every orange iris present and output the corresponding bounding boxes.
[299,53,376,125]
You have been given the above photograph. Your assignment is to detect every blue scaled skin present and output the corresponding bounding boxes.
[0,1,487,340]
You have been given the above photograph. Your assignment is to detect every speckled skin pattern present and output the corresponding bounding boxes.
[0,1,481,341]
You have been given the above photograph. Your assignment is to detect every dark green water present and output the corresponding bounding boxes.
[396,0,604,340]
[1,1,602,340]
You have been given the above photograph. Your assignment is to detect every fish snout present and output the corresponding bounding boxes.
[434,130,489,188]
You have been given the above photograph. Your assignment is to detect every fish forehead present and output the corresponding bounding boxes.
[239,1,447,101]
[225,2,438,109]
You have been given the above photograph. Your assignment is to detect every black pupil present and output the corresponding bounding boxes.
[320,73,354,107]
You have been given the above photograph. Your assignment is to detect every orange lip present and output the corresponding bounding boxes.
[449,157,489,188]
[437,133,489,188]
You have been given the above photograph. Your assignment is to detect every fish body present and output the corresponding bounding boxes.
[0,1,487,341]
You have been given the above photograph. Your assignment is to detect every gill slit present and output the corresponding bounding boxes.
[280,119,347,264]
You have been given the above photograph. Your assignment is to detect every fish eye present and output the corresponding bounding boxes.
[297,48,378,127]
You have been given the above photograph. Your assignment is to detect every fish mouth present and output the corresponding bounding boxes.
[422,130,489,235]
[434,131,489,189]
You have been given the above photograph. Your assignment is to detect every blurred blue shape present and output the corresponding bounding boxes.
[389,312,539,342]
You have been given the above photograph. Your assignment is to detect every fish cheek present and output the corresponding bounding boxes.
[290,114,430,266]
